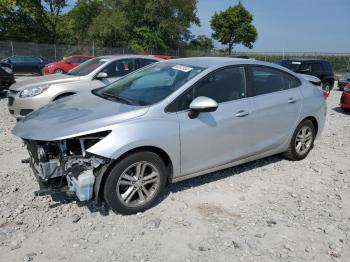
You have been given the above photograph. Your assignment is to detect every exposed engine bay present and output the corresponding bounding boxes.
[23,131,111,201]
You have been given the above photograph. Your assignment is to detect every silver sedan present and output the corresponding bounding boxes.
[12,57,326,214]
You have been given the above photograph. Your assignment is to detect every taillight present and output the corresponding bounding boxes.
[344,83,350,93]
[323,90,329,99]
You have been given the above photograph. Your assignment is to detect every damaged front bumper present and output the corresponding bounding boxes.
[23,132,111,201]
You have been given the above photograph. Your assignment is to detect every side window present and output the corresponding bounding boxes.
[311,63,323,73]
[102,59,135,77]
[169,67,246,112]
[10,56,24,63]
[322,61,332,72]
[70,57,81,63]
[300,63,311,72]
[137,59,157,69]
[24,57,41,62]
[250,66,297,96]
[79,57,91,63]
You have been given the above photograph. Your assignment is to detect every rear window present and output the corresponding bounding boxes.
[322,61,333,72]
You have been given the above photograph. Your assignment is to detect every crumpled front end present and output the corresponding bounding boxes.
[24,131,111,201]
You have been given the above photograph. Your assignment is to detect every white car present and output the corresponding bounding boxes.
[7,55,161,119]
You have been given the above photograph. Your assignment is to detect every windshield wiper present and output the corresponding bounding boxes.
[102,92,133,105]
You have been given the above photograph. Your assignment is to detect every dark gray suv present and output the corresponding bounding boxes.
[276,59,335,92]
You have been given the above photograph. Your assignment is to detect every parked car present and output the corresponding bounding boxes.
[276,58,335,93]
[146,54,175,60]
[1,55,51,75]
[43,55,95,75]
[7,55,161,119]
[338,70,350,91]
[12,58,326,214]
[340,83,350,111]
[0,62,15,92]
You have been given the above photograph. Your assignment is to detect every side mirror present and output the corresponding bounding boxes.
[188,96,218,119]
[95,72,108,79]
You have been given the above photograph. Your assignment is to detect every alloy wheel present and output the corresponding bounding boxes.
[116,161,161,208]
[295,126,313,155]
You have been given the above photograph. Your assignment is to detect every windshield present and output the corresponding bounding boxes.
[67,57,110,76]
[95,63,204,106]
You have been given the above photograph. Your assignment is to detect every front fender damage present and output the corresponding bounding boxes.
[23,131,112,202]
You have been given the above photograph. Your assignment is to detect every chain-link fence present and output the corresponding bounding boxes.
[1,41,349,74]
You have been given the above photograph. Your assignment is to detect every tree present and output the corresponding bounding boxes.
[189,35,214,50]
[210,1,257,55]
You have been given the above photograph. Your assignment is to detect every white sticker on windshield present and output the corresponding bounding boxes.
[292,61,301,65]
[172,65,193,72]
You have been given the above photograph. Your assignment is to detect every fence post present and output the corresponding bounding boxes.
[92,40,95,56]
[10,41,14,56]
[54,44,57,61]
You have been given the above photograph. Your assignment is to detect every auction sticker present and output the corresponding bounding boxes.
[172,65,193,72]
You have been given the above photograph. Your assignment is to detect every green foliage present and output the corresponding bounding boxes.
[0,0,200,50]
[210,1,257,55]
[188,35,214,50]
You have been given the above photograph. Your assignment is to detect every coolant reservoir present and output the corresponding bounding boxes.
[72,170,95,201]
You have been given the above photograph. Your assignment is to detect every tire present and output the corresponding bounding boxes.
[104,151,167,215]
[284,120,316,161]
[323,82,332,94]
[54,69,64,74]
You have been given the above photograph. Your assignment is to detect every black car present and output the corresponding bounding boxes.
[276,58,335,92]
[1,55,51,75]
[0,62,15,92]
[338,70,350,91]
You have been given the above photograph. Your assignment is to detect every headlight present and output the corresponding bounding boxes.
[1,66,12,74]
[20,85,50,98]
[47,64,54,68]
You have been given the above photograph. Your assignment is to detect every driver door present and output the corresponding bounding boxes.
[173,66,254,176]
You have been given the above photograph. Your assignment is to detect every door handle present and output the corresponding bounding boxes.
[288,98,297,103]
[235,110,249,117]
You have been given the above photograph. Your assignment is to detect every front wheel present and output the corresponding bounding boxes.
[54,69,64,74]
[284,120,316,161]
[323,83,332,95]
[104,151,167,215]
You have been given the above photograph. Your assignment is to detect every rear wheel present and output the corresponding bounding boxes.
[104,151,167,215]
[323,82,332,95]
[284,120,316,161]
[54,69,64,74]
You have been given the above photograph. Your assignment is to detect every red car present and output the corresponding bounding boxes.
[145,54,175,60]
[43,55,95,74]
[340,83,350,111]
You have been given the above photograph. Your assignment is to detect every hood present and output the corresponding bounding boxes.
[12,92,149,141]
[9,74,81,92]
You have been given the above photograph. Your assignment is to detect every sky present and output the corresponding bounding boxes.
[191,0,350,53]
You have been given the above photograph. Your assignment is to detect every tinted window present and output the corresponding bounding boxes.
[10,56,25,62]
[169,67,246,112]
[250,66,298,96]
[137,58,158,69]
[79,57,91,63]
[322,61,332,72]
[24,56,41,62]
[101,59,135,77]
[311,63,323,73]
[70,57,81,63]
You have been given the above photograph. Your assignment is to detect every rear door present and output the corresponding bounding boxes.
[172,66,254,176]
[247,66,302,154]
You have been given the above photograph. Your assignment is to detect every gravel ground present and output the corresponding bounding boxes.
[0,80,349,262]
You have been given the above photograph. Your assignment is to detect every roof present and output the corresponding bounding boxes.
[97,54,162,61]
[163,57,254,68]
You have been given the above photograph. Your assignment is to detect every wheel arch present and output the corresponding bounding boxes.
[300,116,318,136]
[52,92,76,101]
[95,146,174,202]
